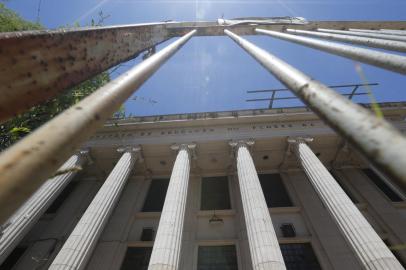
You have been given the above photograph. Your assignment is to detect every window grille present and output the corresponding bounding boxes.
[197,245,238,270]
[120,247,152,270]
[280,243,322,270]
[259,174,293,208]
[280,223,296,238]
[142,179,169,212]
[140,228,154,242]
[201,176,231,210]
[363,169,403,202]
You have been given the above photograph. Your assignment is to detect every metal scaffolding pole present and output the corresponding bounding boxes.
[224,29,406,193]
[286,29,406,53]
[349,28,406,36]
[317,28,406,42]
[256,29,406,74]
[0,22,174,122]
[0,30,196,225]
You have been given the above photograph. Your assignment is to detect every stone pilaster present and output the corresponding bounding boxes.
[148,143,195,270]
[230,140,286,270]
[49,146,141,270]
[289,137,403,269]
[0,149,89,265]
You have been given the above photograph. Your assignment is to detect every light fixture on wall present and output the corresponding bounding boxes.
[209,210,224,225]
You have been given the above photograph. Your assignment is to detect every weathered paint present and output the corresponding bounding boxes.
[0,30,196,225]
[0,23,172,122]
[225,29,406,193]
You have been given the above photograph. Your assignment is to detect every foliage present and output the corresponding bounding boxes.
[0,4,111,151]
[0,3,41,32]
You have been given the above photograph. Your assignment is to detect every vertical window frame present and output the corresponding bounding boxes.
[258,173,294,208]
[141,178,170,212]
[200,176,232,211]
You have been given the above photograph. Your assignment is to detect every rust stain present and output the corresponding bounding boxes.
[0,24,171,122]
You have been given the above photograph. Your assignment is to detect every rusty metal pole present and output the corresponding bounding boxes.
[224,29,406,192]
[255,29,406,74]
[0,23,175,122]
[286,29,406,53]
[0,30,196,225]
[317,28,406,42]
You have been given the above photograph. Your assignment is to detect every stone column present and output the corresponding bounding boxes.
[49,146,140,270]
[230,140,286,270]
[148,143,195,270]
[289,137,403,270]
[0,149,89,265]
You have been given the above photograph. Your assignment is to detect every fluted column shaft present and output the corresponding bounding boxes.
[233,141,286,270]
[291,139,403,270]
[49,147,139,270]
[0,150,88,265]
[148,144,194,270]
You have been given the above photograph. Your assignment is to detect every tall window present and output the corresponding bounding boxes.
[45,181,78,214]
[362,169,403,202]
[280,243,322,270]
[201,176,231,210]
[142,179,169,212]
[197,245,238,270]
[120,247,152,270]
[384,240,406,267]
[259,174,293,208]
[329,171,359,204]
[0,246,27,270]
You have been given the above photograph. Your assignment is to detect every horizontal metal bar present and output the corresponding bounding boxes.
[246,92,368,102]
[256,29,406,74]
[225,29,406,193]
[0,23,176,122]
[0,30,196,224]
[247,83,378,93]
[349,28,406,36]
[246,96,297,102]
[317,28,406,42]
[1,20,406,122]
[286,29,406,53]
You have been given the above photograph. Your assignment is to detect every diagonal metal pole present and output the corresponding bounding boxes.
[224,29,406,193]
[349,28,406,36]
[317,28,406,42]
[0,30,196,225]
[286,29,406,53]
[256,29,406,74]
[348,85,359,100]
[269,90,276,109]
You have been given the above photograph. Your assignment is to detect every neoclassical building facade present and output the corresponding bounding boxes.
[1,102,406,270]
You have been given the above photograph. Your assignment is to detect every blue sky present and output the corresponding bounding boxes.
[5,0,406,116]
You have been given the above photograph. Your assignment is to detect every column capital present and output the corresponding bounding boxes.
[170,143,197,159]
[117,145,142,153]
[287,137,314,144]
[76,147,93,164]
[77,148,90,156]
[228,139,255,148]
[229,139,255,159]
[117,145,143,161]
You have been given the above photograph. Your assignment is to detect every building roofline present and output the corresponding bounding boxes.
[107,101,406,124]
